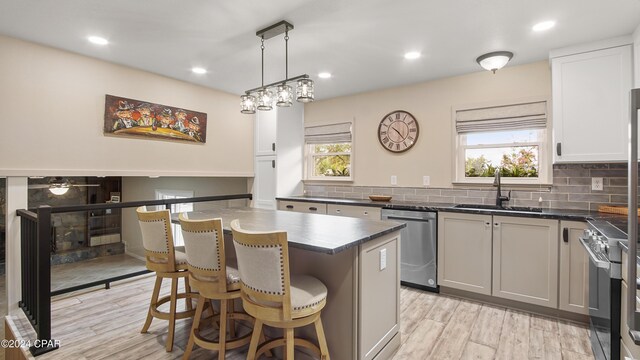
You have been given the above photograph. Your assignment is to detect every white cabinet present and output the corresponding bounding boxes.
[492,216,559,308]
[558,221,589,314]
[551,40,632,163]
[437,212,493,295]
[327,204,381,220]
[251,103,304,209]
[277,200,327,214]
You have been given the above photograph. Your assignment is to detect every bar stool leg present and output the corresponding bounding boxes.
[217,299,228,360]
[183,294,206,360]
[166,277,178,352]
[314,317,330,360]
[247,319,263,360]
[285,328,295,360]
[228,299,236,338]
[184,276,193,311]
[141,276,163,333]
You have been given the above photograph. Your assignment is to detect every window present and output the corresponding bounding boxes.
[155,189,194,247]
[454,100,550,184]
[304,122,353,181]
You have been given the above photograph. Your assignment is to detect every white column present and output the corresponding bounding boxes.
[6,177,27,314]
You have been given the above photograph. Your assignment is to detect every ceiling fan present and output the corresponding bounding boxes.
[28,177,99,195]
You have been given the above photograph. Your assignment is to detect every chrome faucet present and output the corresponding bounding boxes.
[493,168,511,207]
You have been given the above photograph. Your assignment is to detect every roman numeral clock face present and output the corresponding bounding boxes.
[377,110,419,153]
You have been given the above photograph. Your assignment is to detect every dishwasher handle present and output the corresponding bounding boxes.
[385,215,432,222]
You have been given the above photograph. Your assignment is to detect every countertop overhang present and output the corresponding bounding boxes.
[172,207,405,255]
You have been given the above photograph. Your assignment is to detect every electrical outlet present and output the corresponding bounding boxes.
[423,175,430,187]
[391,175,397,186]
[379,248,387,270]
[592,177,604,191]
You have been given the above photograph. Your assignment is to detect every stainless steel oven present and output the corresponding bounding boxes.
[580,221,623,360]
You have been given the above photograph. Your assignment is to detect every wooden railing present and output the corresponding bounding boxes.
[16,193,252,356]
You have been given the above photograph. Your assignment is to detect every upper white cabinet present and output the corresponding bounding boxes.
[551,38,632,163]
[251,103,304,209]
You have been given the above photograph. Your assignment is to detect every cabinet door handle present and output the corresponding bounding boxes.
[364,211,369,215]
[494,222,500,228]
[286,205,294,209]
[556,142,562,156]
[485,221,491,228]
[563,227,569,243]
[272,160,275,168]
[309,207,318,211]
[272,143,276,151]
[336,209,341,213]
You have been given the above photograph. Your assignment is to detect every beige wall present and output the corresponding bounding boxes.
[121,176,249,258]
[0,35,253,177]
[305,61,552,187]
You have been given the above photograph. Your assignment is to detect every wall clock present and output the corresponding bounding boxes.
[377,110,419,153]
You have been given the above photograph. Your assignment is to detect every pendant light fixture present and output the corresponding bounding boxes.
[240,21,314,114]
[476,51,514,74]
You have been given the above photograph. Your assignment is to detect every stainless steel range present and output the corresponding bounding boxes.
[580,220,624,360]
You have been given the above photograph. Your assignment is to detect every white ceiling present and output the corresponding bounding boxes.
[1,0,639,100]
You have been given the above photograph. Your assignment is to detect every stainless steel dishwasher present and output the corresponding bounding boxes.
[381,208,438,292]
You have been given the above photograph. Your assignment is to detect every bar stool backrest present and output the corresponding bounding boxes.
[136,206,177,273]
[230,219,293,320]
[179,214,229,294]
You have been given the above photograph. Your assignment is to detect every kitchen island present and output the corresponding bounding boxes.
[178,207,405,360]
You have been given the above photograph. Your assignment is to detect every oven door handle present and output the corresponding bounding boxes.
[578,237,610,269]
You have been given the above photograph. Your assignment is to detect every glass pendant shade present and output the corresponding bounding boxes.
[49,186,69,195]
[256,89,274,111]
[476,51,513,73]
[276,84,293,107]
[296,78,314,103]
[240,94,256,114]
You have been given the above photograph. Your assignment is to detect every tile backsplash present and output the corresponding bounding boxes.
[303,163,635,211]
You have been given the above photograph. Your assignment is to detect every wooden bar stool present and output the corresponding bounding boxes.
[230,219,330,360]
[136,206,197,352]
[179,214,254,360]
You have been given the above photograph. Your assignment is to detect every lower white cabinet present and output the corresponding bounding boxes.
[254,156,277,209]
[558,221,589,314]
[327,204,381,220]
[437,212,493,295]
[277,200,327,214]
[492,216,559,308]
[438,212,587,311]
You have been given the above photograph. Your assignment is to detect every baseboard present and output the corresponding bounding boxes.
[440,286,590,324]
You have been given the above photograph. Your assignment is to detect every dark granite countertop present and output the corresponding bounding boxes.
[277,195,618,221]
[174,207,405,255]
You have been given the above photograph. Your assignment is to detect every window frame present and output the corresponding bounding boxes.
[305,142,354,182]
[452,99,552,186]
[155,189,194,247]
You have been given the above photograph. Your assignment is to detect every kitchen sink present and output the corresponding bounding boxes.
[453,204,543,213]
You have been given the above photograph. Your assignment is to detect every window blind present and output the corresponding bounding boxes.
[304,122,352,144]
[455,101,547,133]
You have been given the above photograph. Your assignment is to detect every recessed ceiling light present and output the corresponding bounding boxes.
[318,72,332,79]
[404,51,421,60]
[87,36,108,45]
[191,67,207,74]
[532,20,556,32]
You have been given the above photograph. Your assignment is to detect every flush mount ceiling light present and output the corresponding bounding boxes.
[318,72,332,79]
[87,36,108,45]
[240,20,314,114]
[476,51,514,74]
[404,51,421,60]
[532,20,556,32]
[191,67,207,74]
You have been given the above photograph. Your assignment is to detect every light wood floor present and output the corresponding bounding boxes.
[392,287,595,360]
[51,254,146,292]
[18,275,593,360]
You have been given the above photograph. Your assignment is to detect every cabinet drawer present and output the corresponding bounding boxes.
[277,201,327,214]
[327,204,381,220]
